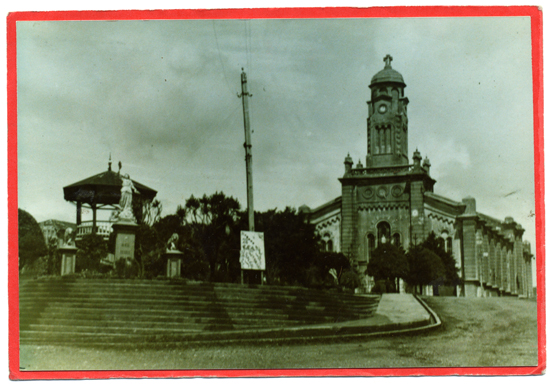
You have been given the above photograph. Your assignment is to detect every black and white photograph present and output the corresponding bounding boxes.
[12,8,541,375]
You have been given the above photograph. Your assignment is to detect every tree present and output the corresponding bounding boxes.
[76,233,108,272]
[307,251,352,288]
[420,232,461,286]
[18,209,47,270]
[134,223,165,278]
[366,243,408,292]
[255,207,320,286]
[141,199,163,227]
[179,192,243,282]
[405,245,446,292]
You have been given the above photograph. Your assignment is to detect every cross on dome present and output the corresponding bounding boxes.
[383,54,393,68]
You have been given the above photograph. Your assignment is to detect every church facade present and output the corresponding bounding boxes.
[303,56,533,298]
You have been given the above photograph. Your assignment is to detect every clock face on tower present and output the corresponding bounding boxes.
[378,104,387,114]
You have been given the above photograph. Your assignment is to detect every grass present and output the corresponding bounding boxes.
[19,296,538,371]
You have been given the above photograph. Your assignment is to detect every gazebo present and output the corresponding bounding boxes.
[63,159,157,240]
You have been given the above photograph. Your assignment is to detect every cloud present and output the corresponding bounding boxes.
[16,17,536,249]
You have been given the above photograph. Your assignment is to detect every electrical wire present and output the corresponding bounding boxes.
[212,20,233,95]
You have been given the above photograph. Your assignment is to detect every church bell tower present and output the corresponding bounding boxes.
[366,55,409,167]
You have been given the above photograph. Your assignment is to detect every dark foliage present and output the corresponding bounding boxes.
[135,223,165,278]
[366,243,408,284]
[255,207,320,286]
[18,208,47,270]
[45,238,62,275]
[339,269,362,290]
[177,192,243,282]
[305,251,353,289]
[420,232,461,286]
[405,245,446,290]
[115,258,140,279]
[76,233,108,272]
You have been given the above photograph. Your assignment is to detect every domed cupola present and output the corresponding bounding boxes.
[366,55,410,168]
[370,55,406,86]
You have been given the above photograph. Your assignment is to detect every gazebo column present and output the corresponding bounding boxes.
[92,203,97,234]
[76,202,82,225]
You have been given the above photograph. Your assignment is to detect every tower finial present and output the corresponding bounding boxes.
[108,153,112,171]
[383,54,393,69]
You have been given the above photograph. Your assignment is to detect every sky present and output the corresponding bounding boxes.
[16,16,537,250]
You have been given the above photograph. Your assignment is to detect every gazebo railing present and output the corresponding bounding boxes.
[76,221,114,241]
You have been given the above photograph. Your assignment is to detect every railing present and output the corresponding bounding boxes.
[348,165,412,177]
[76,221,114,240]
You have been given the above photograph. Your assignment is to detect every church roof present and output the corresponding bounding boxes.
[63,169,157,205]
[370,55,405,86]
[371,68,405,85]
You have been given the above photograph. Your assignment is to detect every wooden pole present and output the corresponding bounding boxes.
[240,69,254,232]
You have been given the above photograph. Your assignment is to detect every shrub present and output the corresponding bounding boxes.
[340,269,361,291]
[115,258,139,279]
[366,243,407,292]
[18,209,47,270]
[76,234,108,273]
[405,245,446,292]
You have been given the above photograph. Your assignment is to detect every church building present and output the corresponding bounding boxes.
[302,56,533,298]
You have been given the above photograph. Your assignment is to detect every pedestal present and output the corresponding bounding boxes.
[112,221,138,262]
[164,250,184,278]
[59,245,77,276]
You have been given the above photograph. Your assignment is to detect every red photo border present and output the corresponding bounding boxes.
[7,6,545,379]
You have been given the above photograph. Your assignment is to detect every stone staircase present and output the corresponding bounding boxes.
[19,277,380,347]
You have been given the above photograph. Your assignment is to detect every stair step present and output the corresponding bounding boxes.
[19,277,381,346]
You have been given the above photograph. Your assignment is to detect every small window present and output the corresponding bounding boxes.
[392,233,401,247]
[367,234,375,261]
[377,222,391,245]
[327,240,333,252]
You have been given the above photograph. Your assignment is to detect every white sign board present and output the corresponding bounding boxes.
[240,231,265,270]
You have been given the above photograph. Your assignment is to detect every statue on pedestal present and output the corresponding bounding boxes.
[112,173,140,223]
[167,233,179,251]
[165,233,183,278]
[63,227,75,247]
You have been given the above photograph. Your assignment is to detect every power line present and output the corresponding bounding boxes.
[212,20,233,95]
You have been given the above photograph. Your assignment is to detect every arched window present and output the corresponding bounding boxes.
[367,234,375,261]
[320,240,326,251]
[327,240,333,252]
[377,222,391,246]
[392,233,401,247]
[446,237,452,253]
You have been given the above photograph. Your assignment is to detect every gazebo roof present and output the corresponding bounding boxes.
[63,168,157,205]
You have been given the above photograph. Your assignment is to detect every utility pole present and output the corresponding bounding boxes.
[239,68,263,285]
[239,68,254,232]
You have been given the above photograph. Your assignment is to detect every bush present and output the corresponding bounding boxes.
[421,232,461,286]
[339,269,361,290]
[20,255,49,277]
[366,243,407,292]
[18,209,47,270]
[76,234,108,273]
[182,256,210,281]
[45,238,62,275]
[115,258,139,279]
[405,245,446,291]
